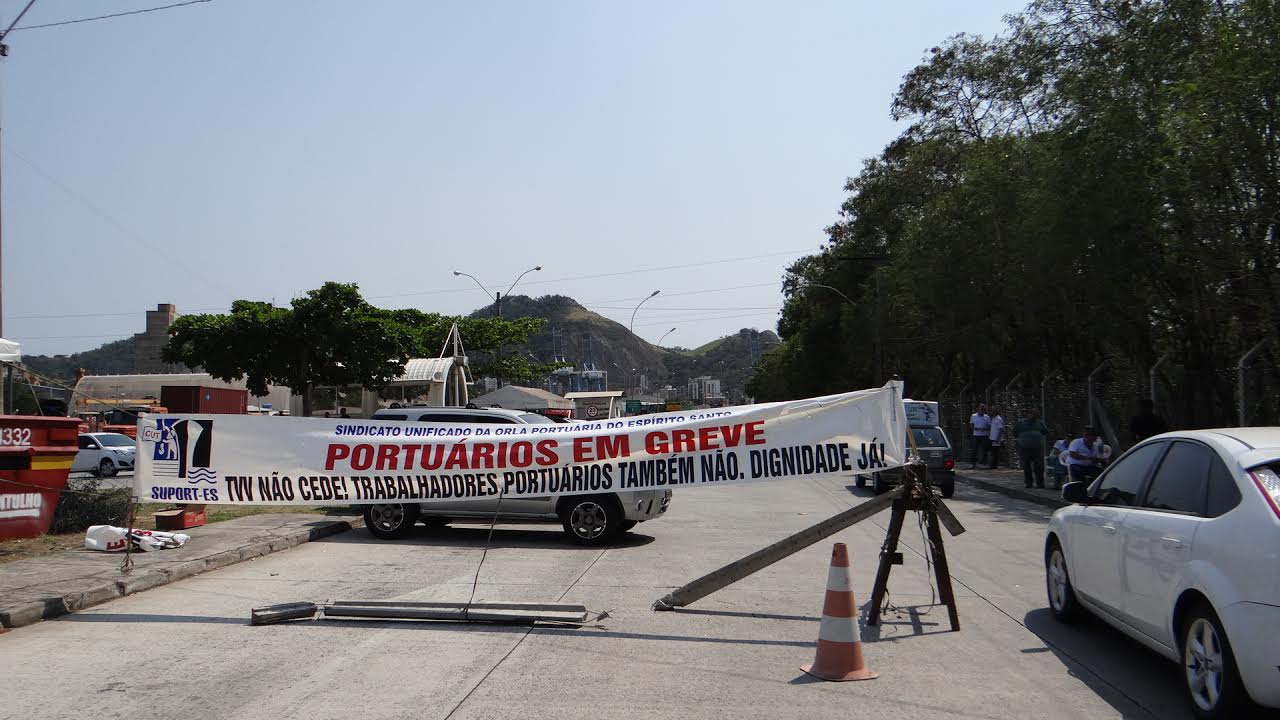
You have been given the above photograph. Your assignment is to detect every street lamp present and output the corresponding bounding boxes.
[657,327,677,348]
[452,265,542,318]
[630,290,660,334]
[796,282,856,308]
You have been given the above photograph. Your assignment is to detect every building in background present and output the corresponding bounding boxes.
[688,376,722,404]
[131,304,178,374]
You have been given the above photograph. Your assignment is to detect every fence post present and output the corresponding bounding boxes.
[1238,341,1267,427]
[1149,353,1169,407]
[1087,361,1109,427]
[984,378,1000,407]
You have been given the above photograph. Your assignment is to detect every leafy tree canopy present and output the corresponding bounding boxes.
[163,282,547,415]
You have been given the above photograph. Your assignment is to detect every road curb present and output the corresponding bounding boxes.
[956,473,1068,510]
[0,517,362,631]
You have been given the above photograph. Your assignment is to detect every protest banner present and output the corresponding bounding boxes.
[134,385,907,506]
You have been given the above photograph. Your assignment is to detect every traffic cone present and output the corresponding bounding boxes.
[801,542,878,681]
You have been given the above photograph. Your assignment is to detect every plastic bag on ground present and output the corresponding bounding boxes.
[84,525,191,552]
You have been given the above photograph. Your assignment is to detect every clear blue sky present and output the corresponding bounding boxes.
[2,0,1019,357]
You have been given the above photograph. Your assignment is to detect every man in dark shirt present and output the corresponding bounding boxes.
[1129,399,1167,443]
[1012,410,1050,488]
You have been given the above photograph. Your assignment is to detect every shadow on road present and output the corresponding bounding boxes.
[1022,608,1191,720]
[665,607,820,623]
[321,525,656,551]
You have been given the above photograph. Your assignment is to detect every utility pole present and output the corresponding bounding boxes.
[0,2,38,339]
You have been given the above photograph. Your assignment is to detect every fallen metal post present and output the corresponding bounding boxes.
[250,600,590,626]
[653,486,902,611]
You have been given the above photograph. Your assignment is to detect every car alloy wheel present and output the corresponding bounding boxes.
[1047,549,1069,612]
[569,501,609,541]
[364,503,418,540]
[1185,618,1225,713]
[98,458,116,477]
[370,504,405,533]
[1044,540,1080,622]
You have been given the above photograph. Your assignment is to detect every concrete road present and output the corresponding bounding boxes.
[0,476,1190,720]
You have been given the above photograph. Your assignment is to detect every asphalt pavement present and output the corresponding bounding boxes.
[0,476,1192,720]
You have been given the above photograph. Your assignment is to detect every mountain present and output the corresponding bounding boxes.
[22,338,136,383]
[490,295,779,400]
[18,295,781,401]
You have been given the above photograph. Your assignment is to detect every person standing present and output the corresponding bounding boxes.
[969,404,991,469]
[1012,410,1050,488]
[1067,426,1105,484]
[988,409,1006,469]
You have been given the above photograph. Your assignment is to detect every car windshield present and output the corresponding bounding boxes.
[909,427,947,448]
[518,413,557,425]
[96,434,134,447]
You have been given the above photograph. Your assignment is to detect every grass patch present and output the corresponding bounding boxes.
[1,500,353,565]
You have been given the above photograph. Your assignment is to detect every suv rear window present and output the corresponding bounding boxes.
[910,427,947,448]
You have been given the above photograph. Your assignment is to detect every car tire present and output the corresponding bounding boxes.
[1045,538,1082,623]
[941,483,955,499]
[872,472,887,495]
[559,495,622,546]
[855,475,867,488]
[98,458,117,478]
[363,503,419,540]
[1180,601,1249,720]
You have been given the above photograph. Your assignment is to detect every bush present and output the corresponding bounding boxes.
[48,479,132,534]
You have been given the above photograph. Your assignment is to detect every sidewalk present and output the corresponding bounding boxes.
[0,513,361,631]
[956,465,1068,510]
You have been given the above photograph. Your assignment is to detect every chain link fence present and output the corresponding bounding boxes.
[932,352,1280,472]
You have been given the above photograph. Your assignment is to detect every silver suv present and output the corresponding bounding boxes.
[360,405,671,545]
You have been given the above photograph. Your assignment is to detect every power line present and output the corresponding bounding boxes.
[0,1,39,42]
[11,0,212,32]
[366,249,814,301]
[9,148,233,293]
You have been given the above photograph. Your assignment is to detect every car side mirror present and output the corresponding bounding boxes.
[1062,481,1091,504]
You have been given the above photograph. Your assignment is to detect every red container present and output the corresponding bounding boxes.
[160,385,248,415]
[0,416,82,540]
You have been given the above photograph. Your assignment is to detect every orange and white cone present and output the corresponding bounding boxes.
[801,542,878,681]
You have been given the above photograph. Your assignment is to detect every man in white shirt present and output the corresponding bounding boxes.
[969,404,991,469]
[988,409,1006,469]
[1067,426,1105,484]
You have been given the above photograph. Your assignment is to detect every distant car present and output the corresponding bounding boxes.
[1045,428,1280,718]
[361,405,671,545]
[72,432,136,477]
[856,425,956,498]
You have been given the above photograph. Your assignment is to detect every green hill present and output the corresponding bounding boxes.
[487,295,779,400]
[22,338,135,383]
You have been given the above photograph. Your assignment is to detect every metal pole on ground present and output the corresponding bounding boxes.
[653,487,901,610]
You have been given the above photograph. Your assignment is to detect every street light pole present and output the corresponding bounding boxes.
[657,327,677,348]
[452,265,542,318]
[453,266,541,388]
[630,290,660,335]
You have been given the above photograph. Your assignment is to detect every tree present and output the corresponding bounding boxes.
[163,282,548,416]
[751,0,1280,428]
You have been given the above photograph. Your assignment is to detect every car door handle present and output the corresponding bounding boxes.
[1160,536,1185,548]
[1102,524,1118,534]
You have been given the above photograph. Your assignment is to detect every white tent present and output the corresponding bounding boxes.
[0,338,20,363]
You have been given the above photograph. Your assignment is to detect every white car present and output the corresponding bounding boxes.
[361,405,671,545]
[1045,428,1280,718]
[72,432,137,477]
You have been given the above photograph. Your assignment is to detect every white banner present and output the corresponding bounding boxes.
[133,386,906,506]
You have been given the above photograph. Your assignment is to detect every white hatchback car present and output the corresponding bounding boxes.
[71,432,136,477]
[1045,428,1280,718]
